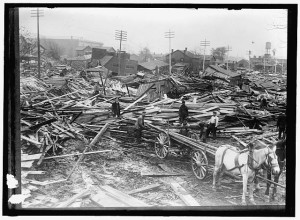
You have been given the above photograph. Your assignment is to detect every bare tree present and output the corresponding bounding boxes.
[43,39,63,60]
[211,47,227,61]
[139,47,153,62]
[19,26,36,59]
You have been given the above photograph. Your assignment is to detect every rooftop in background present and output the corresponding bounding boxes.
[138,60,169,71]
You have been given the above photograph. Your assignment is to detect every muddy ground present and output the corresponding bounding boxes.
[22,136,286,208]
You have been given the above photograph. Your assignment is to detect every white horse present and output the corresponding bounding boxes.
[212,144,280,205]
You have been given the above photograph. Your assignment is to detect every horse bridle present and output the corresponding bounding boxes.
[265,146,278,168]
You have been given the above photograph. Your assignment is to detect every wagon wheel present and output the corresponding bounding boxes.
[191,150,208,180]
[155,132,170,159]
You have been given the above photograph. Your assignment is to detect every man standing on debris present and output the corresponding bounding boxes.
[206,111,219,140]
[93,81,101,96]
[112,97,121,118]
[260,96,268,109]
[134,111,147,143]
[179,100,189,124]
[250,116,264,130]
[277,113,286,139]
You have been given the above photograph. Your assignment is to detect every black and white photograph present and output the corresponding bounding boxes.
[3,3,296,217]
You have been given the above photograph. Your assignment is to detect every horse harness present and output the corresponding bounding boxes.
[220,145,271,172]
[220,146,246,172]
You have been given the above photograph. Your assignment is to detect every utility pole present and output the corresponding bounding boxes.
[200,39,210,72]
[164,30,175,76]
[226,45,232,70]
[115,30,127,75]
[247,50,251,72]
[31,8,44,79]
[273,49,277,74]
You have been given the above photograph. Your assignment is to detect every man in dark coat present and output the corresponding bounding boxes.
[198,121,207,143]
[134,111,146,143]
[277,113,286,139]
[179,100,188,124]
[250,117,264,130]
[111,97,121,118]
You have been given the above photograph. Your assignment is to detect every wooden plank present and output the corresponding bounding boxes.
[21,135,42,145]
[21,161,34,168]
[66,123,110,181]
[127,183,161,195]
[43,150,112,160]
[100,185,150,207]
[141,170,186,177]
[232,135,247,148]
[21,153,42,161]
[90,190,128,207]
[32,90,80,106]
[56,189,91,207]
[169,182,200,206]
[122,94,147,112]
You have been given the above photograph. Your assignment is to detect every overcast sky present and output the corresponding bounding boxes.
[19,7,287,59]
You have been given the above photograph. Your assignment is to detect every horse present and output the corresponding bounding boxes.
[259,139,286,202]
[212,143,280,205]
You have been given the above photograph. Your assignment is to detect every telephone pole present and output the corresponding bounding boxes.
[31,8,44,79]
[247,50,251,72]
[273,49,277,74]
[226,45,232,70]
[115,30,127,75]
[200,39,210,72]
[164,30,175,75]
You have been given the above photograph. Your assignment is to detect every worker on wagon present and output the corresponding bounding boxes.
[179,100,189,124]
[179,120,190,137]
[277,113,286,139]
[111,97,121,118]
[206,111,219,140]
[134,111,147,143]
[198,121,207,143]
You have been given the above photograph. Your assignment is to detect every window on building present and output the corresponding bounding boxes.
[113,63,119,67]
[126,65,135,69]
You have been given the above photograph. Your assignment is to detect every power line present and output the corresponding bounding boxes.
[31,8,44,79]
[200,39,210,72]
[164,30,175,75]
[115,30,127,75]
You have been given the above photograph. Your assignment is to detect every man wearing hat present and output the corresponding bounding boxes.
[179,100,189,124]
[206,111,219,140]
[134,111,147,143]
[111,97,121,118]
[277,113,286,139]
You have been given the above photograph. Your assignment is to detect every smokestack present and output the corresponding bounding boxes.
[184,47,187,54]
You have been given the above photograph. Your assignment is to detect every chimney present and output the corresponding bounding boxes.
[184,47,187,54]
[172,49,174,53]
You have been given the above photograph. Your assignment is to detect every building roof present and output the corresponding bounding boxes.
[138,60,169,71]
[205,65,241,78]
[93,46,116,52]
[67,54,91,61]
[100,55,113,66]
[75,46,91,51]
